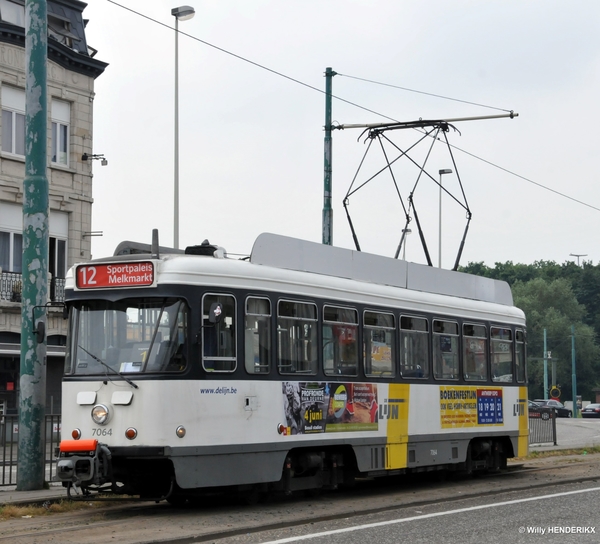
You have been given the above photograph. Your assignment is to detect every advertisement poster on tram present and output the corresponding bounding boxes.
[281,382,378,435]
[439,386,504,428]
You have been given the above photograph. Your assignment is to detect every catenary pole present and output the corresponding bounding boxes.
[571,325,578,417]
[543,329,548,399]
[17,0,48,491]
[322,67,336,245]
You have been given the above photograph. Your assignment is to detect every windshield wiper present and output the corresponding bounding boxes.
[78,345,139,389]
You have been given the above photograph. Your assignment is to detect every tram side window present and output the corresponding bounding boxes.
[323,305,358,377]
[463,324,487,382]
[244,297,271,374]
[400,316,429,379]
[433,320,459,380]
[515,329,526,383]
[277,300,317,375]
[202,294,236,373]
[491,326,513,382]
[363,311,395,377]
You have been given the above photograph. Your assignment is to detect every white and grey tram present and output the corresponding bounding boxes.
[56,233,528,502]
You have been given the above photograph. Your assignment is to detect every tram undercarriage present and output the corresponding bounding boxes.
[56,437,513,503]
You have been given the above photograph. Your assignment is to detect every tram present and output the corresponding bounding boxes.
[55,232,528,502]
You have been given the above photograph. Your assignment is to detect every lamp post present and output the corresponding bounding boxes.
[438,169,452,268]
[172,5,195,249]
[569,253,587,266]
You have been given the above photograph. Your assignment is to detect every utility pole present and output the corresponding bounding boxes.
[572,325,578,417]
[322,67,336,245]
[17,0,48,491]
[543,329,548,399]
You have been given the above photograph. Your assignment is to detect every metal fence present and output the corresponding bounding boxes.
[529,407,557,445]
[0,271,65,303]
[0,414,61,486]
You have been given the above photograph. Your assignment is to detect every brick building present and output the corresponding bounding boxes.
[0,0,107,416]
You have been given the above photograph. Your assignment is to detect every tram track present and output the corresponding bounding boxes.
[2,454,599,544]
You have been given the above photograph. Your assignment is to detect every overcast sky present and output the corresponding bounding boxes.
[82,1,600,269]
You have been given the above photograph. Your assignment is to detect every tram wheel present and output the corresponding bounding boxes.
[238,487,263,505]
[166,494,189,507]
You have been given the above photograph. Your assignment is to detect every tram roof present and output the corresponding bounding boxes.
[249,234,514,307]
[107,233,513,307]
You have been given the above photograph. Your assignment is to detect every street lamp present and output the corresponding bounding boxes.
[569,253,587,266]
[438,168,452,268]
[172,5,195,249]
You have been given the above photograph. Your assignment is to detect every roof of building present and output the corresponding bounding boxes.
[0,0,107,79]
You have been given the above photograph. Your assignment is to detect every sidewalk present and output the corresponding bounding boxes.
[0,483,67,506]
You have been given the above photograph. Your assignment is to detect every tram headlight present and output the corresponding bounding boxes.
[91,404,110,425]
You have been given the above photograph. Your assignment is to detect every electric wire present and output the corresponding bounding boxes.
[106,0,398,123]
[336,73,513,113]
[104,0,600,215]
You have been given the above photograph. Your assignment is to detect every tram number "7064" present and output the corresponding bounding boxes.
[92,428,113,437]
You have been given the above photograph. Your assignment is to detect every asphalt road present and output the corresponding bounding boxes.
[2,452,600,544]
[244,480,600,544]
[532,417,600,451]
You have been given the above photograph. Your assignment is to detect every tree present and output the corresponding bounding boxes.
[511,278,600,402]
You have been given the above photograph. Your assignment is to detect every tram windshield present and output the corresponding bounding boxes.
[65,297,188,375]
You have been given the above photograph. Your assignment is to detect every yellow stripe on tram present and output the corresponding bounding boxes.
[517,386,529,457]
[385,383,410,469]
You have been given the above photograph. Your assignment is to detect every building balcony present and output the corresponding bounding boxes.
[0,270,65,303]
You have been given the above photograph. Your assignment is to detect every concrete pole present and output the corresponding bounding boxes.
[17,0,48,491]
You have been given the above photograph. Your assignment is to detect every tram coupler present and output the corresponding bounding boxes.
[56,438,113,490]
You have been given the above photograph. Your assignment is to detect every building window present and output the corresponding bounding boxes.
[48,12,79,49]
[49,236,67,279]
[51,99,70,166]
[1,86,25,157]
[0,0,25,28]
[0,230,22,273]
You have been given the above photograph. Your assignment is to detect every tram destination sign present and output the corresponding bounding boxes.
[76,262,155,289]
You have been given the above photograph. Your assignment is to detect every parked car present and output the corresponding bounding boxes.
[528,400,553,420]
[581,403,600,418]
[533,399,572,418]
